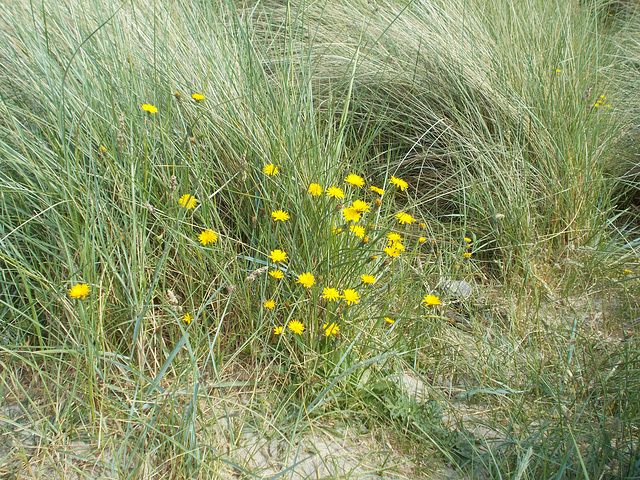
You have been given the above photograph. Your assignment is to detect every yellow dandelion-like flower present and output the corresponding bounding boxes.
[269,270,284,279]
[323,322,340,337]
[191,93,205,101]
[385,317,395,325]
[387,233,402,244]
[370,186,385,195]
[141,103,158,114]
[454,264,461,269]
[182,313,193,324]
[308,183,323,196]
[350,225,365,238]
[464,237,472,243]
[272,210,290,222]
[263,299,275,310]
[179,194,197,209]
[419,222,426,229]
[393,242,405,252]
[364,237,369,243]
[344,174,365,187]
[273,326,284,335]
[395,212,416,225]
[351,200,370,212]
[624,269,632,274]
[269,249,288,263]
[297,272,315,288]
[361,274,376,285]
[422,295,442,306]
[342,289,360,305]
[556,68,562,73]
[384,245,401,257]
[326,187,345,199]
[198,229,218,245]
[418,237,427,243]
[371,255,379,260]
[375,198,382,207]
[69,283,90,299]
[288,320,305,335]
[390,176,408,191]
[322,287,341,302]
[332,227,343,234]
[463,252,472,258]
[263,163,279,176]
[342,208,361,223]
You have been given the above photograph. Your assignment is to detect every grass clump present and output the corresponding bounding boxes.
[0,0,639,478]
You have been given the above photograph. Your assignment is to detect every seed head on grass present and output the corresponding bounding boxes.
[342,289,360,305]
[69,283,90,299]
[269,249,288,263]
[326,187,344,199]
[288,320,305,335]
[422,295,442,306]
[390,176,408,191]
[297,272,315,288]
[179,194,197,209]
[263,164,279,175]
[141,103,157,114]
[344,174,365,187]
[395,212,416,225]
[198,229,218,245]
[323,322,340,337]
[322,287,341,301]
[272,210,290,222]
[308,183,323,196]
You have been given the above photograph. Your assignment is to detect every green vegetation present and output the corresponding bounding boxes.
[1,0,639,477]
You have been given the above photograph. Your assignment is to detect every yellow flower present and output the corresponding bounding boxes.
[422,295,442,306]
[191,93,205,101]
[393,242,405,252]
[179,194,197,209]
[395,212,416,225]
[344,174,365,187]
[350,225,365,238]
[69,283,90,299]
[269,270,284,279]
[273,326,284,335]
[361,274,376,284]
[269,249,288,263]
[454,264,461,269]
[182,313,193,324]
[384,245,401,257]
[297,272,315,288]
[272,210,290,222]
[370,186,385,195]
[351,200,370,212]
[263,299,275,310]
[332,227,343,234]
[322,287,341,302]
[464,237,472,243]
[390,176,408,191]
[198,229,218,245]
[326,187,345,199]
[364,236,370,243]
[342,289,360,305]
[308,183,323,196]
[387,233,402,244]
[463,252,472,258]
[288,320,305,335]
[384,317,395,325]
[556,68,562,73]
[624,269,632,274]
[263,163,279,175]
[323,322,340,337]
[419,222,426,229]
[418,237,427,243]
[342,208,361,223]
[141,103,158,114]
